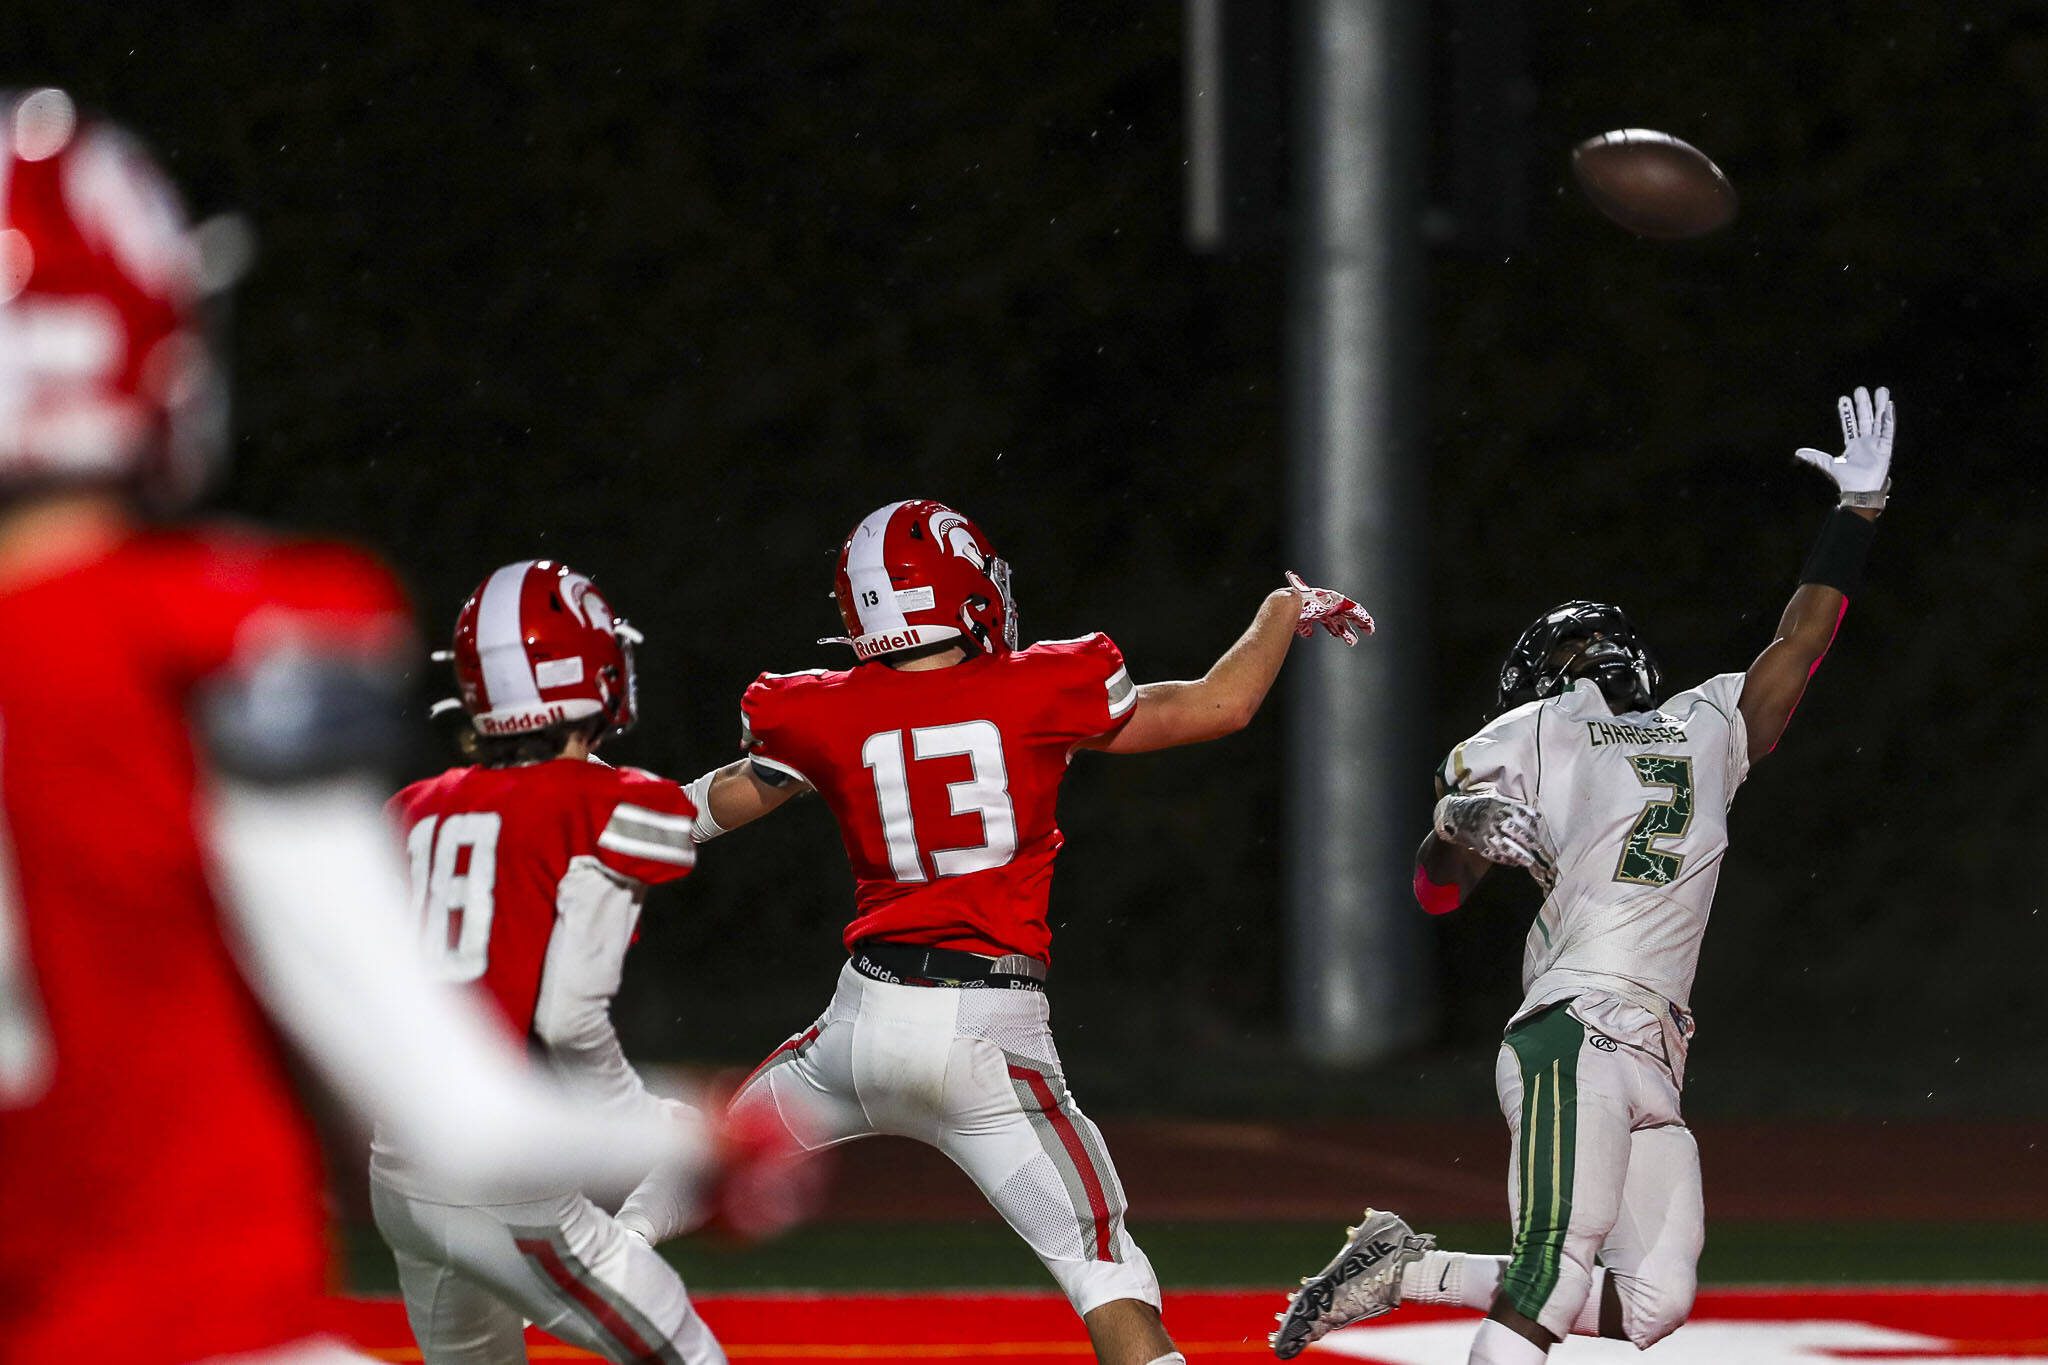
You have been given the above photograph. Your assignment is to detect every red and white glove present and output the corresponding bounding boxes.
[616,1090,828,1247]
[699,1096,829,1243]
[1286,571,1375,646]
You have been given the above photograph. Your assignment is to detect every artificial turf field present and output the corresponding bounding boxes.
[337,1118,2048,1359]
[338,1219,2048,1361]
[342,1218,2048,1297]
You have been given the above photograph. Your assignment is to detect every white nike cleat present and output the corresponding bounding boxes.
[1268,1208,1434,1359]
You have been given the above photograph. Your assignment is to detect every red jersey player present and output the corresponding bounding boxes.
[373,559,731,1365]
[0,91,720,1365]
[616,499,1374,1365]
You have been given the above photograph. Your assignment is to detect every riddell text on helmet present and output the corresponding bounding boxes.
[476,704,571,735]
[853,627,946,660]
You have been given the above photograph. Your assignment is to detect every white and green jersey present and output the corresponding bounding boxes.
[1441,673,1751,1037]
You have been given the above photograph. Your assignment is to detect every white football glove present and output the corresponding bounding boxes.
[1286,570,1375,647]
[1433,792,1556,888]
[1795,385,1894,508]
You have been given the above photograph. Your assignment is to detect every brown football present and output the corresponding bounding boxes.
[1570,129,1737,239]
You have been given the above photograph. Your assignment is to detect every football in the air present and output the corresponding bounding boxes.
[1569,129,1738,239]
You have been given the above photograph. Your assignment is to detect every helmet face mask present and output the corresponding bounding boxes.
[1497,601,1661,716]
[984,553,1019,652]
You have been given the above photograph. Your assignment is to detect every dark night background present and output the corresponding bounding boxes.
[18,3,2045,1119]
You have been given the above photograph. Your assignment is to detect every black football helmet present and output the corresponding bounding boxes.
[1496,600,1662,716]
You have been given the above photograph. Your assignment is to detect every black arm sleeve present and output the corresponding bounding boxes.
[1798,506,1878,599]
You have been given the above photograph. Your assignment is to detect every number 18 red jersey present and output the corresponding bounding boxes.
[742,634,1135,963]
[387,760,697,1042]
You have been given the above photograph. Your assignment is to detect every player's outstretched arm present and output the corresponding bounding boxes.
[1085,572,1372,755]
[1738,385,1893,762]
[197,611,715,1195]
[683,757,809,842]
[211,776,708,1190]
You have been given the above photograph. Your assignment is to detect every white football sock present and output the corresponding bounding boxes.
[1399,1253,1607,1336]
[1141,1356,1186,1365]
[1468,1317,1549,1364]
[1400,1251,1506,1311]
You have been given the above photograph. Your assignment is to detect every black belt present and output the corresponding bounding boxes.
[849,939,1048,992]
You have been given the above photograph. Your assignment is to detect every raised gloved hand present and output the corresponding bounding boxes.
[1286,571,1375,647]
[1795,385,1894,509]
[1433,792,1556,888]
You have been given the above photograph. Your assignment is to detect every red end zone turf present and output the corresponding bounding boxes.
[327,1287,2048,1361]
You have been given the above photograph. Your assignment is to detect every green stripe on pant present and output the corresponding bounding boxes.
[1502,1002,1582,1321]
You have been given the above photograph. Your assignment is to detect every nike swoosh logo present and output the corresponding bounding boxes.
[1438,1264,1452,1292]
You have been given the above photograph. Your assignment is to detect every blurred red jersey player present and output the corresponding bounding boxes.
[0,91,713,1365]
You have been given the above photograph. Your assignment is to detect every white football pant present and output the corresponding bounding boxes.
[731,961,1160,1316]
[369,1179,725,1365]
[1494,992,1702,1349]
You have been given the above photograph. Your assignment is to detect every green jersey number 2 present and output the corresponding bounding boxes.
[1614,754,1694,887]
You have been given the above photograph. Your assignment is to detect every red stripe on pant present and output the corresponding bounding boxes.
[739,1025,819,1093]
[1008,1063,1114,1262]
[515,1236,660,1363]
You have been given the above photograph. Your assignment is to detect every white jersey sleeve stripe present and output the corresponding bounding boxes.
[605,804,694,843]
[1105,666,1137,719]
[596,828,697,867]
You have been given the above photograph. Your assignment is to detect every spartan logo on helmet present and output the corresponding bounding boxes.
[932,510,983,563]
[1497,600,1662,716]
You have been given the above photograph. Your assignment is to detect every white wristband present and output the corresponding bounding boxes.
[683,771,725,843]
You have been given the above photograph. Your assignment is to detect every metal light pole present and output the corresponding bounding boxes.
[1283,0,1433,1064]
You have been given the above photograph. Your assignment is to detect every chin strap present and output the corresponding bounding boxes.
[682,771,725,843]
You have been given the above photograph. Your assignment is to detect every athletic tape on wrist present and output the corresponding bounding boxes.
[1799,505,1877,599]
[683,771,725,843]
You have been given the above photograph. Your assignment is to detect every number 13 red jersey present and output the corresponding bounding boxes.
[742,634,1135,962]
